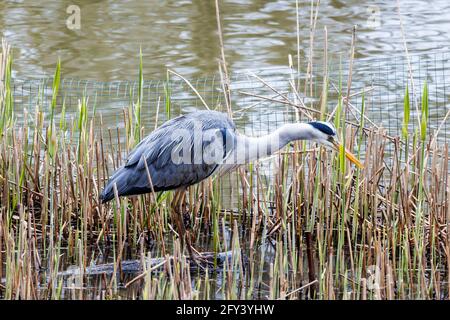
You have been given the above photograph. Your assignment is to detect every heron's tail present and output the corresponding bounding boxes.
[100,167,130,203]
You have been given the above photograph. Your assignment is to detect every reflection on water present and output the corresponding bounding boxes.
[2,0,450,80]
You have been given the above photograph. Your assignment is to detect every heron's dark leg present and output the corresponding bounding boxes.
[171,188,197,262]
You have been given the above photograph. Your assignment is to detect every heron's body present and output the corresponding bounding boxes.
[100,110,362,203]
[101,111,235,202]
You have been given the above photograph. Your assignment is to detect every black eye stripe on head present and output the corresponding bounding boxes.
[309,121,336,136]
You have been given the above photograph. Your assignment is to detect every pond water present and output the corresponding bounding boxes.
[2,0,450,81]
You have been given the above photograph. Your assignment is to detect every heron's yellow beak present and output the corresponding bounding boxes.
[331,140,364,169]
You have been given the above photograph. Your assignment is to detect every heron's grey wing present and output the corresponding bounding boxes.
[100,111,237,202]
[131,126,233,192]
[133,110,236,172]
[124,115,187,168]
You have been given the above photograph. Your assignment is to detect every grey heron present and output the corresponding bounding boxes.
[100,110,363,203]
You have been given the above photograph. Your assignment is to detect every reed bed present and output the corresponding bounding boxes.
[1,36,449,300]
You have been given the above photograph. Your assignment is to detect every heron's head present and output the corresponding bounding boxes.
[307,121,363,168]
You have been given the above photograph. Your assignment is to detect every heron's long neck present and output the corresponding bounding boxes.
[233,123,311,163]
